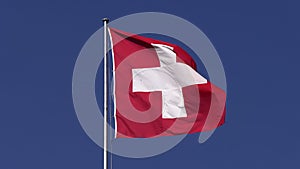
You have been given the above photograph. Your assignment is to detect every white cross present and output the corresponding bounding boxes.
[132,44,207,119]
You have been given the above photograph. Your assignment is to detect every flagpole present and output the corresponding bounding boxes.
[102,17,109,169]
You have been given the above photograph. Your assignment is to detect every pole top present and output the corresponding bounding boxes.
[102,18,109,23]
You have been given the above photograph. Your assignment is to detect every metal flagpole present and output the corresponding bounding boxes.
[102,17,109,169]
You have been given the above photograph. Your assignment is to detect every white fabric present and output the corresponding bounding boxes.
[132,44,207,119]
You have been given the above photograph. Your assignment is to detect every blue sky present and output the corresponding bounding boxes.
[1,0,299,168]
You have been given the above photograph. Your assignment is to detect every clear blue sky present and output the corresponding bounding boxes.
[1,0,299,168]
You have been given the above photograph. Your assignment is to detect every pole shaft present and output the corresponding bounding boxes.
[103,18,109,169]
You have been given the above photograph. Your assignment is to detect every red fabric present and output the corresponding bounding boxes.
[109,28,226,138]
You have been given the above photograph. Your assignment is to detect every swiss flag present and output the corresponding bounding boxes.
[108,28,226,138]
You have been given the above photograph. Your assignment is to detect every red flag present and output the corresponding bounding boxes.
[109,28,226,138]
